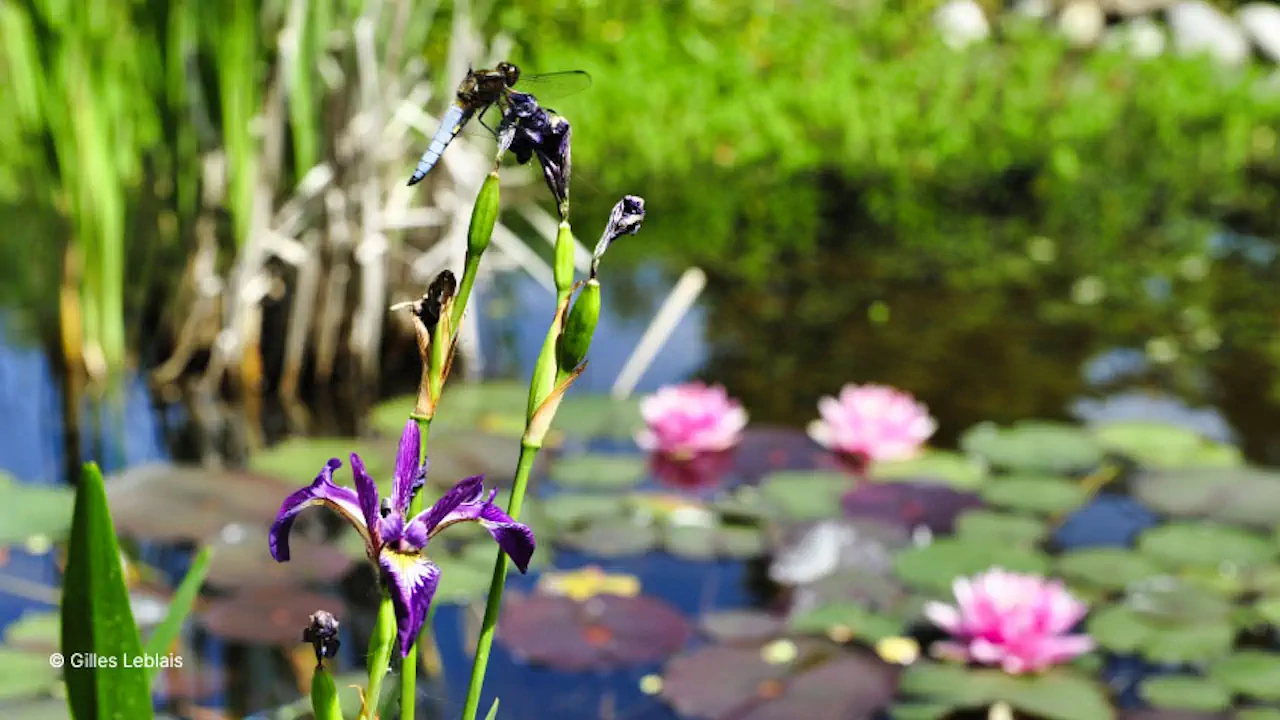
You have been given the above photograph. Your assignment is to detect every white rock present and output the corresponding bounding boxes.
[1104,15,1168,57]
[1167,1,1251,65]
[1238,3,1280,62]
[1060,1,1106,48]
[934,0,990,50]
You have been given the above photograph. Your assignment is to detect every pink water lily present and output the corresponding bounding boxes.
[925,568,1095,674]
[806,383,936,466]
[635,382,747,459]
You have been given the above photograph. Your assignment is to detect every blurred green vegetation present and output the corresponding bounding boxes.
[2,0,1280,445]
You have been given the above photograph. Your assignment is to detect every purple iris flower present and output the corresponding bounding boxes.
[268,419,535,656]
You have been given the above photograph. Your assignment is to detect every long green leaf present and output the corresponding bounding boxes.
[142,545,212,681]
[484,697,501,720]
[61,462,154,720]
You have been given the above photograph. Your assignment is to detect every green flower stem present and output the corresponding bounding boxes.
[451,172,499,331]
[401,415,433,719]
[363,595,397,719]
[459,444,539,720]
[450,252,483,333]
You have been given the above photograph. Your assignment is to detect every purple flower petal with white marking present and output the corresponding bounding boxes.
[268,419,536,656]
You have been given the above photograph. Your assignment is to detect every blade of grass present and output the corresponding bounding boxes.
[142,545,213,681]
[61,462,154,719]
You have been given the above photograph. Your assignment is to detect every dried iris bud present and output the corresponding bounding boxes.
[303,610,342,667]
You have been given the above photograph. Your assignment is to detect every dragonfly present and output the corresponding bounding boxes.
[406,62,591,186]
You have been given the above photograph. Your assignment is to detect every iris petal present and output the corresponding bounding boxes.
[391,420,423,514]
[416,487,535,572]
[349,452,383,537]
[412,474,484,536]
[378,548,441,656]
[269,458,371,562]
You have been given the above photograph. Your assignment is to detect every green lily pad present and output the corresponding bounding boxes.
[0,473,73,544]
[788,601,903,642]
[953,510,1046,547]
[664,525,720,561]
[898,663,1114,720]
[889,703,953,720]
[981,476,1088,516]
[370,381,531,436]
[716,524,767,558]
[540,494,625,529]
[1238,710,1280,720]
[1092,422,1242,469]
[0,647,60,700]
[249,437,393,485]
[550,454,647,490]
[893,538,1050,594]
[757,471,849,521]
[1138,676,1231,712]
[873,450,986,489]
[1087,602,1235,664]
[1138,522,1275,569]
[1055,548,1164,591]
[960,421,1104,475]
[559,521,661,557]
[1132,467,1280,529]
[1208,650,1280,700]
[554,393,643,440]
[3,611,59,653]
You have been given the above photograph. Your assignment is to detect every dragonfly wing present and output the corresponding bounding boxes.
[515,70,592,101]
[407,104,476,186]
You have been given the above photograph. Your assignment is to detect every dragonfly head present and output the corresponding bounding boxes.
[497,61,521,88]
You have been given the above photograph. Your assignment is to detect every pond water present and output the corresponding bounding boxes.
[3,258,1279,719]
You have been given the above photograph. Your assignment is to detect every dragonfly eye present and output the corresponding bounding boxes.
[498,61,520,87]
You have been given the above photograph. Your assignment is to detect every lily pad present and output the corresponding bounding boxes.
[0,473,72,545]
[0,647,61,700]
[205,524,353,589]
[1092,422,1242,469]
[1055,548,1164,591]
[106,464,300,542]
[898,663,1114,720]
[559,521,661,557]
[842,481,985,534]
[550,454,648,490]
[249,437,392,485]
[757,471,848,521]
[788,601,903,643]
[699,611,786,645]
[893,538,1050,594]
[554,393,644,440]
[954,510,1046,547]
[1138,522,1275,570]
[730,427,831,483]
[540,493,624,530]
[874,450,987,489]
[498,592,691,670]
[371,382,529,436]
[198,588,343,645]
[660,639,897,720]
[1132,467,1280,530]
[960,421,1104,475]
[981,476,1089,516]
[1139,676,1231,712]
[1208,650,1280,700]
[2,611,59,653]
[1087,602,1235,663]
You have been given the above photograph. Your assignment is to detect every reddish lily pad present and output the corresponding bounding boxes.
[841,481,984,534]
[198,588,343,645]
[652,450,737,492]
[731,427,833,483]
[204,524,354,589]
[660,639,898,720]
[106,464,299,542]
[498,592,691,671]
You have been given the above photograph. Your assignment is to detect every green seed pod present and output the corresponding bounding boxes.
[557,279,600,373]
[553,220,574,297]
[310,665,343,720]
[467,172,500,258]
